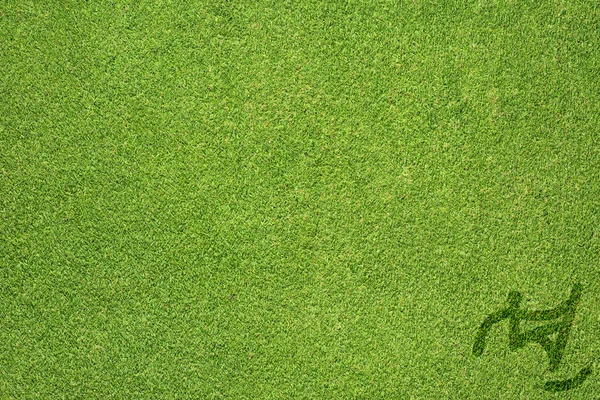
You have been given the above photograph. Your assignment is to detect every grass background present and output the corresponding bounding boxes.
[1,0,600,398]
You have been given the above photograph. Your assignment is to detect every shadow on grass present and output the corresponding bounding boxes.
[473,283,592,392]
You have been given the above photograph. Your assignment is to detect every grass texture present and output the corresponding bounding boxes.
[1,0,600,398]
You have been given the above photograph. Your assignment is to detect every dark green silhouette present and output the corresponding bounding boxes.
[543,364,592,392]
[473,283,591,391]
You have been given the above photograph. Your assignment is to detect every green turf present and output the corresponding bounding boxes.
[2,0,600,398]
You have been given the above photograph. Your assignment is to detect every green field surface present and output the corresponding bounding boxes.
[2,1,600,398]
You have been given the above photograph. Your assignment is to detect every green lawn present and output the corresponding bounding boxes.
[1,1,600,398]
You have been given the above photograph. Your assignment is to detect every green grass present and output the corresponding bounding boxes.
[2,0,600,398]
